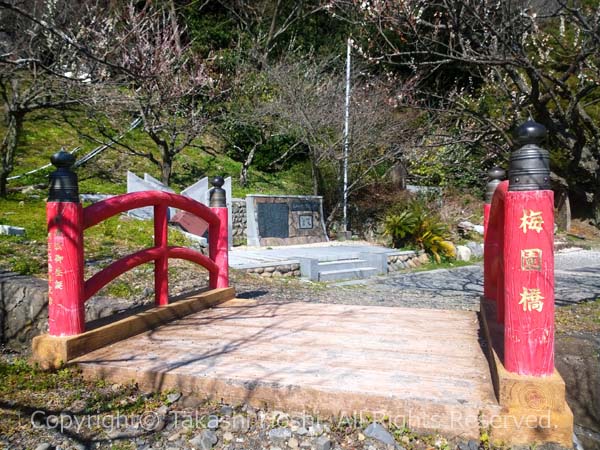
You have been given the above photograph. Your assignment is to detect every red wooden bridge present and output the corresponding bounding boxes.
[32,121,573,447]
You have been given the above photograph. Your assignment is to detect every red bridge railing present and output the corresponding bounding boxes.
[46,152,228,337]
[483,120,555,377]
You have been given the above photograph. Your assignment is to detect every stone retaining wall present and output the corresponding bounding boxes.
[231,198,247,245]
[0,271,147,351]
[240,251,429,278]
[243,263,301,278]
[388,250,430,271]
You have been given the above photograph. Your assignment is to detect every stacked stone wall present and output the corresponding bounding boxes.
[231,199,247,245]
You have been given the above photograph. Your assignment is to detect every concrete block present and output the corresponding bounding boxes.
[143,173,168,189]
[299,258,319,281]
[182,177,233,249]
[359,252,388,274]
[181,177,209,204]
[318,267,378,282]
[0,225,25,236]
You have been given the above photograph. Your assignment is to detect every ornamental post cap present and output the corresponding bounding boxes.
[48,148,79,202]
[515,120,547,146]
[509,120,550,191]
[484,166,506,203]
[209,176,226,207]
[50,148,75,168]
[211,176,225,188]
[488,167,506,180]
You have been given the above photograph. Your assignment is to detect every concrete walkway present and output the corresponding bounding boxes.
[229,242,400,269]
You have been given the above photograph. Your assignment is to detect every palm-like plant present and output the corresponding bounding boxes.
[384,200,455,262]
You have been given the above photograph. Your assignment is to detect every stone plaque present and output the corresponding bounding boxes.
[291,200,320,212]
[246,194,327,246]
[257,203,289,238]
[299,214,313,229]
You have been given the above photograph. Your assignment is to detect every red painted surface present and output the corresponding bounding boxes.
[83,191,219,230]
[503,190,554,376]
[209,207,229,289]
[48,190,229,335]
[154,204,169,306]
[483,181,508,323]
[84,246,219,301]
[47,202,85,336]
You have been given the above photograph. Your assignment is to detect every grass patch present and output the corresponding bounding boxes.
[0,195,48,275]
[0,194,194,277]
[414,257,480,272]
[0,358,170,444]
[7,108,314,197]
[555,298,600,334]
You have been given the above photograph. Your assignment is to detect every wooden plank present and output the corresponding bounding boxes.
[133,328,488,370]
[31,287,235,369]
[76,362,500,439]
[77,341,491,398]
[74,300,501,440]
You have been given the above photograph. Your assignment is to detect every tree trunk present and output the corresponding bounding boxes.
[0,111,23,197]
[263,0,282,62]
[594,169,600,228]
[161,152,172,187]
[309,150,320,196]
[240,145,257,188]
[168,0,181,55]
[0,170,8,197]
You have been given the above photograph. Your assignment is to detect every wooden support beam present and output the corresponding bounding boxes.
[31,287,235,370]
[480,298,573,447]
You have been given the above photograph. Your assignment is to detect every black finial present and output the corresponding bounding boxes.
[209,176,226,207]
[509,120,550,191]
[48,149,79,202]
[514,119,547,146]
[50,149,76,168]
[485,167,506,203]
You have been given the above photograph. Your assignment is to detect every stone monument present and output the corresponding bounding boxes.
[246,194,328,246]
[127,171,174,219]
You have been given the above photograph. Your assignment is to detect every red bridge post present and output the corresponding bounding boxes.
[154,204,169,306]
[209,176,229,289]
[483,167,505,239]
[503,120,554,376]
[46,151,85,336]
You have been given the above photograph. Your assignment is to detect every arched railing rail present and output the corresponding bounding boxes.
[82,191,219,230]
[45,151,229,337]
[483,179,508,323]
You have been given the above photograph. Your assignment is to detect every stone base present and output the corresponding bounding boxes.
[31,287,235,370]
[480,298,574,448]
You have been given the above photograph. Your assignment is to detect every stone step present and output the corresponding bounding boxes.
[316,258,367,272]
[318,267,379,282]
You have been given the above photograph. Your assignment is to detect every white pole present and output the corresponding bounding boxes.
[343,37,351,233]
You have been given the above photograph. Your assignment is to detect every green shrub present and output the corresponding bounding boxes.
[384,200,455,263]
[384,209,418,248]
[10,256,43,275]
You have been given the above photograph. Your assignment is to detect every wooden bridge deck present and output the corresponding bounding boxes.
[75,299,501,438]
